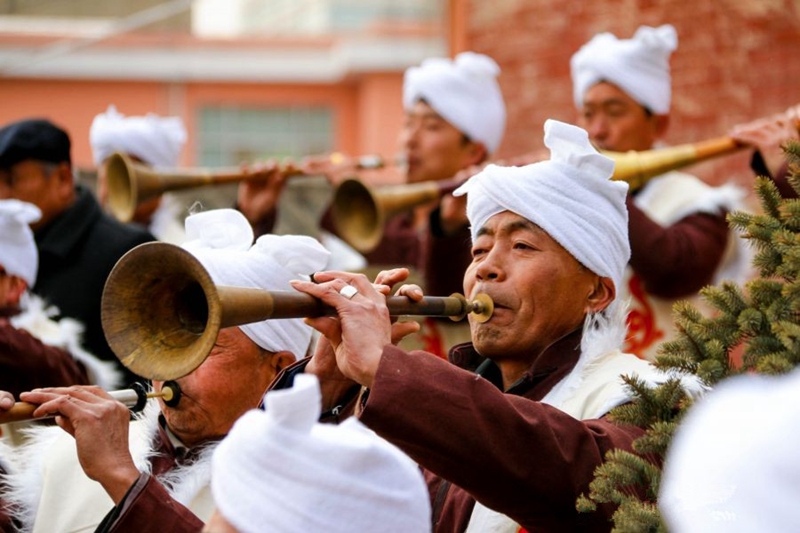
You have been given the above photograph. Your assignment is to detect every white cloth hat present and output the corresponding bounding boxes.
[181,209,330,359]
[89,104,187,167]
[659,369,800,532]
[211,374,431,533]
[570,24,678,114]
[0,199,41,286]
[454,119,630,292]
[403,51,506,154]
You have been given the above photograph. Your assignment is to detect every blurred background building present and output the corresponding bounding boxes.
[0,0,797,212]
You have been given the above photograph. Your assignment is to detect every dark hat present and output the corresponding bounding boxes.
[0,118,71,170]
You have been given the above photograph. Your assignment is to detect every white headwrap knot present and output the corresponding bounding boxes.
[90,105,187,167]
[403,51,506,154]
[570,24,678,114]
[181,209,330,359]
[0,199,41,286]
[211,374,431,533]
[454,119,630,292]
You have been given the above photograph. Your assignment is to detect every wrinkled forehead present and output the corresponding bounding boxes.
[475,211,545,238]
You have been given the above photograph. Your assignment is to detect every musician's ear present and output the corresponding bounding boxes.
[653,113,670,139]
[466,140,489,166]
[585,276,615,315]
[270,350,297,375]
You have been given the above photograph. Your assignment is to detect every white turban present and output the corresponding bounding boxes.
[454,119,630,292]
[181,209,330,359]
[0,199,41,286]
[211,374,431,533]
[89,104,187,167]
[403,51,506,154]
[660,369,800,532]
[570,24,677,114]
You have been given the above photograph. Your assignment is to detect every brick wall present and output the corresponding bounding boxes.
[460,0,800,195]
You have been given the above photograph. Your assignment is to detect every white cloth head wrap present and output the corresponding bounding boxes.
[403,51,506,154]
[211,374,431,533]
[181,209,330,358]
[454,119,630,292]
[660,369,800,532]
[90,104,187,167]
[0,199,41,286]
[570,24,677,114]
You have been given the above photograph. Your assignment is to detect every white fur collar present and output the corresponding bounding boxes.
[1,401,216,532]
[10,293,122,390]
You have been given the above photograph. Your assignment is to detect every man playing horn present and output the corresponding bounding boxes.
[281,120,699,531]
[0,209,330,532]
[90,105,189,244]
[238,51,506,358]
[570,24,752,360]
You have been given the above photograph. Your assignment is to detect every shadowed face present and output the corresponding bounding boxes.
[0,159,73,231]
[154,326,291,448]
[398,100,485,183]
[578,81,667,152]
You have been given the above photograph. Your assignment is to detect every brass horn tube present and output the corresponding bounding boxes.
[605,136,744,192]
[105,151,386,223]
[332,176,462,253]
[101,242,493,381]
[0,382,180,425]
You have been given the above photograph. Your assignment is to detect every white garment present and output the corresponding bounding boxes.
[0,200,41,286]
[182,209,330,359]
[404,51,506,154]
[90,105,186,167]
[570,24,677,113]
[211,375,431,533]
[660,369,800,532]
[466,349,705,532]
[1,402,216,533]
[621,170,752,360]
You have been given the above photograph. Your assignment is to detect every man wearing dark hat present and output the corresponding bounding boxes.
[0,118,154,385]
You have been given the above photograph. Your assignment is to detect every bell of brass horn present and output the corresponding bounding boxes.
[605,136,744,192]
[332,177,462,253]
[101,242,492,381]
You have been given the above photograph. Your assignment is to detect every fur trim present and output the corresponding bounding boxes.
[1,399,216,532]
[10,293,122,390]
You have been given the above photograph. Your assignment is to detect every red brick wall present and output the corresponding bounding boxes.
[460,0,800,194]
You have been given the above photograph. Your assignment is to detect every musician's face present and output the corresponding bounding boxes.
[399,100,486,183]
[155,326,294,447]
[0,159,72,231]
[464,211,611,367]
[578,82,669,152]
[0,269,27,308]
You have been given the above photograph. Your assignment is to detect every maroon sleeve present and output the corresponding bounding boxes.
[626,197,730,298]
[358,346,644,531]
[0,323,89,399]
[422,209,473,297]
[102,474,204,533]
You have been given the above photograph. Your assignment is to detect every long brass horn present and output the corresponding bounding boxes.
[331,177,462,253]
[101,242,493,381]
[605,136,744,192]
[105,151,385,223]
[104,152,305,223]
